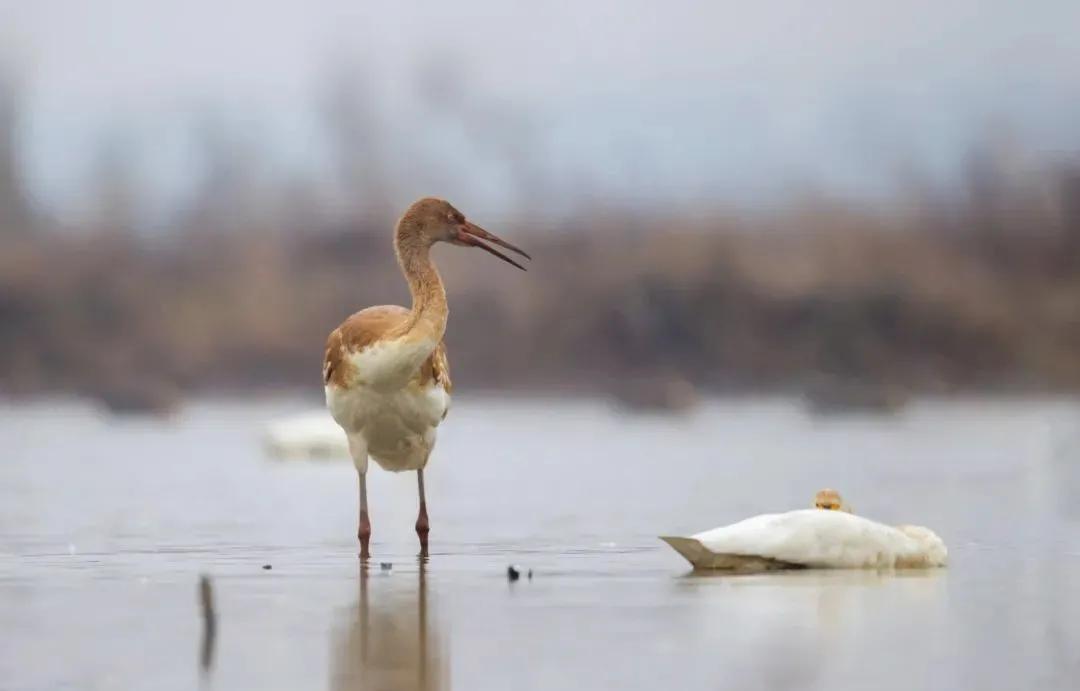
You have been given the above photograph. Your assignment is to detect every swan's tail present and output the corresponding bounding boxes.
[660,536,805,571]
[660,536,707,566]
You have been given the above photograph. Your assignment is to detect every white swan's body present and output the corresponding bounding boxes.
[662,509,947,570]
[264,411,349,460]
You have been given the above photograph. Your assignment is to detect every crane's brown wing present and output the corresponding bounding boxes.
[427,341,452,394]
[323,305,450,393]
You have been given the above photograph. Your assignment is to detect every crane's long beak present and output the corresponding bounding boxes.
[457,222,531,270]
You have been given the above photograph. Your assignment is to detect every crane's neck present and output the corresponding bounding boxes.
[393,233,448,345]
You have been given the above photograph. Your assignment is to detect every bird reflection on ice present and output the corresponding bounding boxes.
[331,560,447,691]
[673,568,947,689]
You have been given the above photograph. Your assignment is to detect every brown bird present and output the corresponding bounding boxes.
[323,198,529,559]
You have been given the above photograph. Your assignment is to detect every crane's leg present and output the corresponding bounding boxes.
[415,469,430,558]
[358,471,371,560]
[348,434,371,560]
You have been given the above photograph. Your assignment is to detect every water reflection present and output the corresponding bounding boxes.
[331,561,447,691]
[675,569,947,690]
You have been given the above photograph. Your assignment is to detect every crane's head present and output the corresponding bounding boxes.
[813,488,852,513]
[399,197,530,270]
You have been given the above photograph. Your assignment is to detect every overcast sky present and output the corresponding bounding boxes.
[3,0,1080,219]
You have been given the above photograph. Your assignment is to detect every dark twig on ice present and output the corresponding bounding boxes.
[198,574,217,674]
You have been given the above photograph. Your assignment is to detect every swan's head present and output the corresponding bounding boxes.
[895,525,949,567]
[813,488,852,513]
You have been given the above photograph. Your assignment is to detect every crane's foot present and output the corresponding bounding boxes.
[358,510,371,560]
[415,501,430,559]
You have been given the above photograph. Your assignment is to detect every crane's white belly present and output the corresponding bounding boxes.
[325,381,450,472]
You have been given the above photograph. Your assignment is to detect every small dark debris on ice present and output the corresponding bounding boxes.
[198,574,217,673]
[380,562,392,571]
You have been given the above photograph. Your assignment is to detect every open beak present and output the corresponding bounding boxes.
[457,222,531,271]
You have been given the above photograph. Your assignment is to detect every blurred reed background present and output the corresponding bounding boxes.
[1,1,1079,413]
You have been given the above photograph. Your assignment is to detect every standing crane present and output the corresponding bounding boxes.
[323,198,529,558]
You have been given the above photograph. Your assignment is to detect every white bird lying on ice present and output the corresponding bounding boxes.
[264,411,349,460]
[661,489,947,571]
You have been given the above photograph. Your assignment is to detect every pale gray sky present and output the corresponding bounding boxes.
[3,0,1080,219]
